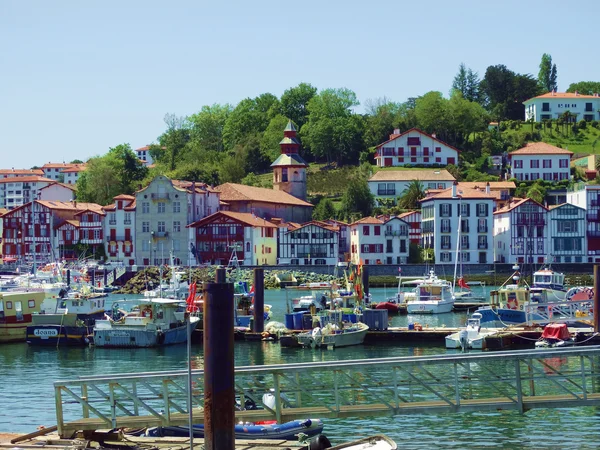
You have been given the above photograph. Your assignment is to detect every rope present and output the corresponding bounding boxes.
[56,308,67,348]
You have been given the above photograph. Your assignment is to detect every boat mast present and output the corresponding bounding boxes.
[452,199,462,294]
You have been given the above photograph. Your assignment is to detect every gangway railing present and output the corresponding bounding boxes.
[524,299,593,325]
[54,346,600,438]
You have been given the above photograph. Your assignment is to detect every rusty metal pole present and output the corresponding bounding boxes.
[253,268,264,333]
[594,265,600,332]
[203,280,235,450]
[215,267,227,283]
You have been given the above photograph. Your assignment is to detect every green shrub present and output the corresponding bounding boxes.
[579,120,587,129]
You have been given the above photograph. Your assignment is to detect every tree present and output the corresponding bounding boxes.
[451,63,481,103]
[527,182,546,204]
[398,180,426,210]
[158,114,191,171]
[363,98,401,148]
[313,198,336,221]
[69,159,84,164]
[279,83,317,128]
[567,81,600,95]
[301,88,363,164]
[340,177,374,220]
[414,91,447,137]
[219,153,246,184]
[260,115,293,163]
[188,104,232,153]
[538,53,558,92]
[222,94,278,149]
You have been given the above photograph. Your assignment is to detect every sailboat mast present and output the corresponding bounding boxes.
[453,202,462,294]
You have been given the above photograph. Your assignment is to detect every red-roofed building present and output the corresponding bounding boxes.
[349,216,410,265]
[103,195,136,265]
[0,169,44,178]
[135,145,165,166]
[2,200,104,263]
[188,211,277,266]
[374,128,459,167]
[0,176,57,210]
[277,221,339,265]
[60,164,87,185]
[524,91,600,122]
[421,182,495,265]
[397,210,422,244]
[509,142,572,182]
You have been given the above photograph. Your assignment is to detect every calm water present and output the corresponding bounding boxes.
[1,287,600,448]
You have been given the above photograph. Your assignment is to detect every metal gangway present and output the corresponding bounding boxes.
[54,346,600,438]
[524,298,594,325]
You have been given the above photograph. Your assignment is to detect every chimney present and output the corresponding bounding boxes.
[575,91,579,96]
[595,93,599,97]
[452,181,458,198]
[432,133,437,139]
[393,128,400,135]
[486,182,491,194]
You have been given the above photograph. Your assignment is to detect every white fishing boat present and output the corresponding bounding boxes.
[530,267,567,302]
[296,321,369,349]
[328,434,397,450]
[406,270,454,314]
[445,312,495,350]
[93,298,199,348]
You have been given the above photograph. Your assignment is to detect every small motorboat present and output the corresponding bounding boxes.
[297,321,369,349]
[445,312,496,350]
[328,434,398,449]
[535,323,575,348]
[145,418,324,441]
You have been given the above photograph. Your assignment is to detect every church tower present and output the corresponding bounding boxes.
[271,120,308,201]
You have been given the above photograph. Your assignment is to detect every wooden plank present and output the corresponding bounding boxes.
[10,426,58,444]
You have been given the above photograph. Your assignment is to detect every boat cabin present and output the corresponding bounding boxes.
[0,292,42,323]
[416,283,452,302]
[490,285,529,310]
[532,270,565,290]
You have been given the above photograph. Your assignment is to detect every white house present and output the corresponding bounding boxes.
[547,203,586,264]
[566,184,600,262]
[368,169,455,202]
[374,128,459,168]
[38,183,76,203]
[135,146,165,166]
[103,194,136,266]
[41,163,75,181]
[349,216,409,265]
[493,198,548,265]
[61,164,86,185]
[524,91,600,122]
[0,176,56,210]
[509,142,572,182]
[277,221,339,266]
[421,182,495,265]
[188,211,277,266]
[397,210,422,245]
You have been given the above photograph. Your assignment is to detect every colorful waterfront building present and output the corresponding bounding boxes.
[547,203,587,263]
[103,194,136,265]
[188,211,277,266]
[508,142,572,182]
[368,169,455,203]
[276,221,340,266]
[349,216,410,265]
[566,183,600,262]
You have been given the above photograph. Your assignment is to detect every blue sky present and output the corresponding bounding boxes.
[2,0,599,169]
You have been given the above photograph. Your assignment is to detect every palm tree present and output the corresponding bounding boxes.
[398,179,426,210]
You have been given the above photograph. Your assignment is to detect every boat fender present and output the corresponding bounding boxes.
[157,330,165,345]
[307,336,317,349]
[309,434,332,450]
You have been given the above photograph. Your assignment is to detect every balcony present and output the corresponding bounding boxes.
[478,243,488,249]
[297,252,328,258]
[377,189,396,196]
[152,231,169,239]
[109,220,117,225]
[124,220,132,225]
[478,227,488,233]
[151,193,170,201]
[516,219,545,226]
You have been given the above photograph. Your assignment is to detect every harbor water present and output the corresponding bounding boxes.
[2,287,600,448]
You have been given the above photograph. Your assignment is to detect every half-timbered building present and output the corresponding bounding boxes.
[277,221,339,265]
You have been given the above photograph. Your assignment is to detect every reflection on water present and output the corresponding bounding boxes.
[2,289,600,446]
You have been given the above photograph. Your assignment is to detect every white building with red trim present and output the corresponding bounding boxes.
[103,194,136,265]
[61,164,87,185]
[509,142,572,182]
[374,128,459,168]
[349,216,409,265]
[524,91,600,122]
[397,210,422,245]
[277,221,339,266]
[0,176,56,210]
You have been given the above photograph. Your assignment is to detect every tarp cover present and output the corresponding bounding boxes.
[541,323,570,340]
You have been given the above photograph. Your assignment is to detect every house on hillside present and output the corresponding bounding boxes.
[0,169,44,179]
[524,91,600,122]
[374,128,459,168]
[61,164,87,185]
[349,216,409,265]
[188,211,277,266]
[421,182,495,265]
[0,176,56,210]
[368,169,455,203]
[509,142,572,182]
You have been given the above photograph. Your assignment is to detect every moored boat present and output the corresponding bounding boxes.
[445,312,496,350]
[93,298,199,348]
[328,434,397,449]
[297,321,369,349]
[406,270,454,314]
[0,291,46,343]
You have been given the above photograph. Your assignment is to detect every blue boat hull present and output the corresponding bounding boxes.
[146,418,324,441]
[93,323,191,348]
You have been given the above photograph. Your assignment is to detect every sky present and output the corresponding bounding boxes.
[2,0,599,169]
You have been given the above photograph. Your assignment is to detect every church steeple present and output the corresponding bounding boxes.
[271,120,308,201]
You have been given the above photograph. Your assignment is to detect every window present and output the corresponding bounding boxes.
[461,252,470,262]
[478,219,487,233]
[435,147,441,153]
[109,213,116,224]
[94,229,101,240]
[282,168,288,182]
[142,202,149,213]
[65,230,71,240]
[559,159,569,168]
[460,203,470,217]
[441,204,451,217]
[477,203,488,217]
[514,160,523,169]
[28,300,36,308]
[461,219,469,233]
[374,226,380,236]
[124,212,131,224]
[543,159,552,168]
[478,235,487,249]
[173,201,181,213]
[110,243,116,253]
[557,221,577,233]
[441,235,451,249]
[363,226,370,236]
[586,102,593,112]
[461,235,469,249]
[158,221,165,233]
[542,102,550,112]
[441,219,451,233]
[173,221,181,233]
[142,222,150,233]
[530,160,539,168]
[158,203,165,214]
[440,252,451,262]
